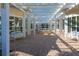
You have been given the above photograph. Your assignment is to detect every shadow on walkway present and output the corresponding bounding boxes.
[10,33,61,56]
[10,32,79,56]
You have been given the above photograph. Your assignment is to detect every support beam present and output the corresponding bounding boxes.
[59,19,63,31]
[22,15,26,37]
[54,20,56,33]
[64,19,68,38]
[49,20,52,32]
[1,4,9,56]
[27,17,31,35]
[33,20,36,35]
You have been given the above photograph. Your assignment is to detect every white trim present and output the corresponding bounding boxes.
[10,14,23,18]
[67,14,79,17]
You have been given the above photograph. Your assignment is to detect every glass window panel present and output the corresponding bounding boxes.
[72,27,76,31]
[68,17,72,32]
[77,16,79,26]
[41,24,44,28]
[52,24,54,28]
[46,23,48,28]
[77,27,79,32]
[68,26,71,32]
[58,20,59,29]
[63,20,64,29]
[68,17,72,26]
[15,17,23,32]
[31,23,33,29]
[72,17,76,27]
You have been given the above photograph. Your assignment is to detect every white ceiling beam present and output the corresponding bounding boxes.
[56,3,77,19]
[53,3,66,18]
[11,3,25,13]
[48,3,66,21]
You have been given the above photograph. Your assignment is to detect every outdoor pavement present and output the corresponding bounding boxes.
[10,31,79,56]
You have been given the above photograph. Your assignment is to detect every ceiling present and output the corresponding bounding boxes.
[12,3,76,23]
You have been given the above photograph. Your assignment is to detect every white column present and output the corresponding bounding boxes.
[49,21,52,32]
[59,20,61,30]
[1,4,9,56]
[22,15,26,37]
[59,19,63,31]
[39,24,41,31]
[27,17,31,35]
[37,23,40,32]
[54,20,56,32]
[64,19,68,38]
[33,19,36,35]
[54,20,57,33]
[36,24,38,32]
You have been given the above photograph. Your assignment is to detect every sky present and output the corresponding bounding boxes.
[30,4,59,23]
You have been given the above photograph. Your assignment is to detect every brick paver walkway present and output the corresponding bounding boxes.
[10,32,79,56]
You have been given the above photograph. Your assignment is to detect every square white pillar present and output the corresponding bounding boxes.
[1,4,10,56]
[33,20,36,35]
[27,18,31,35]
[22,16,26,37]
[64,19,68,38]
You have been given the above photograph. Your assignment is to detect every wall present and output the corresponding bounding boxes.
[9,4,25,38]
[0,4,1,8]
[10,5,24,16]
[65,5,79,15]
